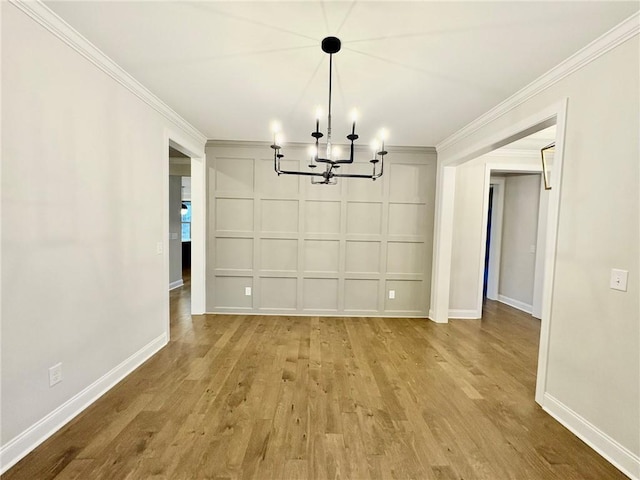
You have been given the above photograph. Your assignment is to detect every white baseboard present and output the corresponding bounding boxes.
[428,308,480,321]
[498,294,533,314]
[169,279,184,290]
[448,309,481,319]
[543,393,640,480]
[0,333,168,474]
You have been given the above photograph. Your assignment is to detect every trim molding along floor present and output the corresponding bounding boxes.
[0,334,168,474]
[498,294,533,315]
[543,393,640,480]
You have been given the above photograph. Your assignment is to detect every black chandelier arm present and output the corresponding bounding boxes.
[333,158,355,164]
[375,154,385,178]
[315,157,353,165]
[273,147,282,174]
[277,169,327,177]
[332,171,382,179]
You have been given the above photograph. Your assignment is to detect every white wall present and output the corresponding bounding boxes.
[499,174,541,309]
[439,34,639,473]
[206,142,436,316]
[449,158,485,315]
[1,3,205,469]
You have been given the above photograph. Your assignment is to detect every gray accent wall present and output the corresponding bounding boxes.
[205,142,436,316]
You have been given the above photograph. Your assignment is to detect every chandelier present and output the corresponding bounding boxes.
[270,36,388,185]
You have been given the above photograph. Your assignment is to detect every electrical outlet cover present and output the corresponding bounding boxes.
[49,363,62,387]
[610,269,628,292]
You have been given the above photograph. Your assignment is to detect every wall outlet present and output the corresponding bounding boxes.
[156,242,163,255]
[388,290,396,299]
[49,363,62,387]
[245,286,252,296]
[610,269,628,292]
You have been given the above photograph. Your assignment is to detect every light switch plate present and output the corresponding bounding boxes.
[610,269,628,292]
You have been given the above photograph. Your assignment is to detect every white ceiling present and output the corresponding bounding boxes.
[45,1,638,147]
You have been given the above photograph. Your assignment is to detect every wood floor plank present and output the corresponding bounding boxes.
[3,283,629,480]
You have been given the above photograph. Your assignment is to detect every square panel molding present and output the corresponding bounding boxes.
[261,199,299,233]
[215,157,254,193]
[206,143,437,316]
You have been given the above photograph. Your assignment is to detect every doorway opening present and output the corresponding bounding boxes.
[430,98,568,405]
[169,147,192,314]
[484,172,545,316]
[480,125,555,321]
[163,132,206,340]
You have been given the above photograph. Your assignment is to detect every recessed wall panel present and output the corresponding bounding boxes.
[347,203,382,235]
[215,237,253,270]
[260,239,298,271]
[345,241,380,273]
[388,203,426,236]
[344,279,379,311]
[214,276,253,308]
[303,278,338,311]
[259,159,299,196]
[215,198,253,232]
[305,201,340,234]
[385,280,424,312]
[215,157,254,193]
[261,199,299,233]
[387,242,425,274]
[261,277,297,309]
[389,163,429,202]
[306,182,342,200]
[347,174,383,200]
[304,240,339,273]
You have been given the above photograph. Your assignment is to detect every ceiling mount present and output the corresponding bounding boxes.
[321,36,341,55]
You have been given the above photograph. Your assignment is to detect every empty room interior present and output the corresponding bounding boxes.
[1,1,639,479]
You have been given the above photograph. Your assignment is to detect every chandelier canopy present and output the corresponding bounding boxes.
[270,36,388,185]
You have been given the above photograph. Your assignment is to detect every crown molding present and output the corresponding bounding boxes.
[437,11,640,153]
[9,0,208,146]
[205,139,437,155]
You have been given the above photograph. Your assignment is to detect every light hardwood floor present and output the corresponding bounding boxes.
[3,277,627,479]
